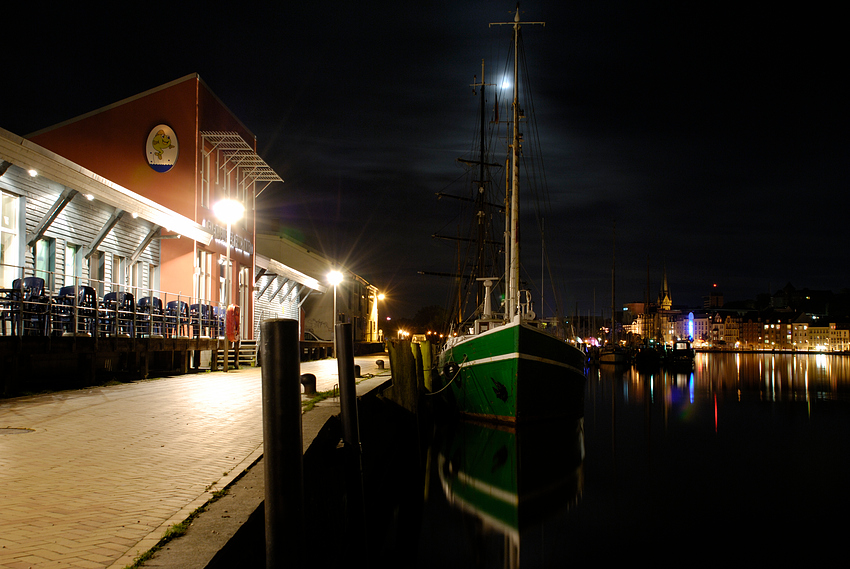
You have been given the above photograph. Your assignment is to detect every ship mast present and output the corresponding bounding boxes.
[491,5,544,321]
[472,61,489,315]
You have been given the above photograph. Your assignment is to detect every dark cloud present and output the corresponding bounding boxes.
[3,1,846,318]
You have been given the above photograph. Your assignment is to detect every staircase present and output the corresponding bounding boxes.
[214,339,258,369]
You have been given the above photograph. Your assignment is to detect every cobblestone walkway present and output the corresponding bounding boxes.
[0,354,389,569]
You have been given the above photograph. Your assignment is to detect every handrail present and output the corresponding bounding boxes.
[0,262,230,339]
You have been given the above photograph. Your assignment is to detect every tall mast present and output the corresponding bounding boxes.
[509,10,520,321]
[474,61,487,314]
[611,220,616,345]
[491,5,544,321]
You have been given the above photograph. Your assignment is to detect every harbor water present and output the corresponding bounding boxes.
[232,352,850,566]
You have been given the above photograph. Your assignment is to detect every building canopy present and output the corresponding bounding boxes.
[0,127,213,245]
[200,132,283,199]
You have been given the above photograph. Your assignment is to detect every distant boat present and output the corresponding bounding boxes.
[599,345,629,366]
[600,221,627,366]
[435,7,586,424]
[670,338,695,367]
[634,344,663,369]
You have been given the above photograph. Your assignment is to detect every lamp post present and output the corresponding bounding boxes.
[213,199,244,371]
[327,270,343,357]
[376,293,385,342]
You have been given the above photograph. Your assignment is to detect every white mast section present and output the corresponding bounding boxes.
[491,6,544,321]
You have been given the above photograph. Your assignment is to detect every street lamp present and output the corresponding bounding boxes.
[376,293,385,342]
[213,199,244,371]
[327,269,343,357]
[213,199,245,308]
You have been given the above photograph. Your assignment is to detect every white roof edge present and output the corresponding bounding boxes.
[255,254,327,293]
[0,127,212,245]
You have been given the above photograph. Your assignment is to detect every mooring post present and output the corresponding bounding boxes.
[335,322,360,448]
[335,322,366,551]
[260,318,304,569]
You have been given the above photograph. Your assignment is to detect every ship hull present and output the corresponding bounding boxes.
[437,321,586,424]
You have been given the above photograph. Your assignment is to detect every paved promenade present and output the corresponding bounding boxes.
[0,353,391,569]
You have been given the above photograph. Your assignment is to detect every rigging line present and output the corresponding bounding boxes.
[518,35,553,226]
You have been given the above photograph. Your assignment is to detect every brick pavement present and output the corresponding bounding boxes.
[0,353,390,569]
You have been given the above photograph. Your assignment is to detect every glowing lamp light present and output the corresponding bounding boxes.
[213,199,245,225]
[327,270,343,286]
[27,169,38,177]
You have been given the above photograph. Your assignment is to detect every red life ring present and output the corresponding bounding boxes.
[226,304,240,342]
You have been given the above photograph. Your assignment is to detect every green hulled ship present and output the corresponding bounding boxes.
[435,7,586,424]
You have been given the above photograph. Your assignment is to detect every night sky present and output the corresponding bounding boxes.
[3,2,846,319]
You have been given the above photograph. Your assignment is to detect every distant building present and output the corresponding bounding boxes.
[704,285,724,308]
[741,312,762,349]
[658,267,672,311]
[832,324,850,352]
[761,314,794,350]
[254,233,383,345]
[792,315,811,350]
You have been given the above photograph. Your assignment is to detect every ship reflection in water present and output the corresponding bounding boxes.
[421,418,584,567]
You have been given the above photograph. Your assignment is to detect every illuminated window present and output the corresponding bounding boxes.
[64,243,82,286]
[112,254,127,292]
[0,190,20,287]
[131,262,142,294]
[90,251,105,296]
[35,237,55,290]
[196,249,212,303]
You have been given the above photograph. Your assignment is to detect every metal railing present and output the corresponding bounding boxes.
[0,263,228,339]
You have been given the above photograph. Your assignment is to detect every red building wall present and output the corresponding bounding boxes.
[28,74,257,332]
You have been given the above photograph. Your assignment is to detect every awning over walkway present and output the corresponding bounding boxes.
[0,127,213,245]
[255,254,327,296]
[200,132,283,198]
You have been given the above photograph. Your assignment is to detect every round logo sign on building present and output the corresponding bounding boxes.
[146,124,179,172]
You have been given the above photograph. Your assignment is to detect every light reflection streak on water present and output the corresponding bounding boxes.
[714,392,718,432]
[650,372,655,403]
[735,352,742,401]
[771,355,776,400]
[805,364,811,416]
[689,372,694,404]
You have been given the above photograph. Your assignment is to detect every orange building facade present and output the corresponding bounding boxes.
[27,74,282,339]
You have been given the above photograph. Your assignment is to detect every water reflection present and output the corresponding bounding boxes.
[421,418,584,567]
[601,353,850,413]
[579,352,850,562]
[291,354,850,565]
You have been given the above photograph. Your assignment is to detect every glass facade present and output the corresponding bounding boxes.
[0,190,19,287]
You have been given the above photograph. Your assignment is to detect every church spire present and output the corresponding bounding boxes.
[658,264,672,311]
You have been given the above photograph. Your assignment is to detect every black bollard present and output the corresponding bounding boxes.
[300,373,316,395]
[260,319,304,569]
[335,322,366,555]
[335,322,360,448]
